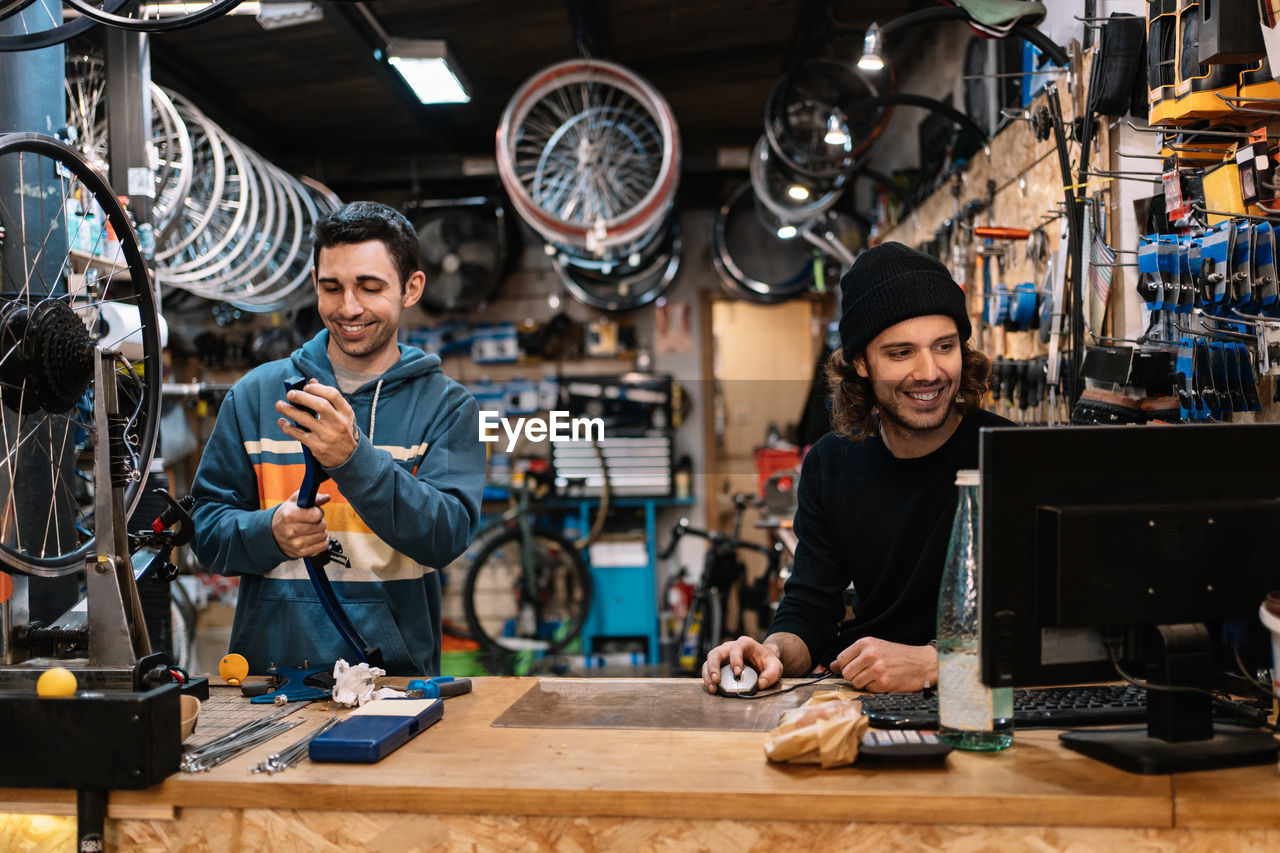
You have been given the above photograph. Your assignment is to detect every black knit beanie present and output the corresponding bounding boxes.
[837,242,971,356]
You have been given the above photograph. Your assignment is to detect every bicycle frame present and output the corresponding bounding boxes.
[659,494,785,671]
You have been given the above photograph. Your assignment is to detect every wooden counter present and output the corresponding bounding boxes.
[3,677,1279,851]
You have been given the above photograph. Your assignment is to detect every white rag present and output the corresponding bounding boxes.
[330,658,407,706]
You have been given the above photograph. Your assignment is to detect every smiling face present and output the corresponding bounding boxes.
[852,314,963,452]
[314,240,425,375]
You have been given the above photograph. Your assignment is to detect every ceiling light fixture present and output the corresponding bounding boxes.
[787,184,811,201]
[857,23,885,72]
[824,114,851,146]
[776,225,798,239]
[386,39,470,104]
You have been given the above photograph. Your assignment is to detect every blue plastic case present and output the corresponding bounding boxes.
[309,698,443,763]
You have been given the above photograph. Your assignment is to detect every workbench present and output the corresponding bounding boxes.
[2,677,1279,851]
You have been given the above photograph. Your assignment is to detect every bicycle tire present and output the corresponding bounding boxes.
[0,131,161,577]
[462,527,592,657]
[551,214,681,313]
[710,181,813,304]
[63,0,242,33]
[0,0,38,21]
[0,0,128,52]
[674,589,722,675]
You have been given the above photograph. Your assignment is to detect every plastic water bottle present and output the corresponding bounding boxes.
[936,468,1013,751]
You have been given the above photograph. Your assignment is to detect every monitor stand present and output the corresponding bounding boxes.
[1060,624,1279,774]
[1060,724,1279,774]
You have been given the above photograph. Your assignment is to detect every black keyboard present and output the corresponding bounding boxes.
[860,684,1148,729]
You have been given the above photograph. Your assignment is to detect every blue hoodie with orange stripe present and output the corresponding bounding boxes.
[191,330,484,676]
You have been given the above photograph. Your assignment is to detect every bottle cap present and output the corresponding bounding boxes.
[955,469,979,487]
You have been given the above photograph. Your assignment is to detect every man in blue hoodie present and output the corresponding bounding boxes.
[191,201,485,676]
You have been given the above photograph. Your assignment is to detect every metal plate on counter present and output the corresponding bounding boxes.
[490,678,824,732]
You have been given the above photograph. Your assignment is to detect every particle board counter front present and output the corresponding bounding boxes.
[3,678,1280,852]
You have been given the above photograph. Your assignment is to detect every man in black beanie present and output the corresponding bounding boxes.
[704,242,1012,694]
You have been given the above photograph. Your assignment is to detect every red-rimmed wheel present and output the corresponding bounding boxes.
[496,58,680,260]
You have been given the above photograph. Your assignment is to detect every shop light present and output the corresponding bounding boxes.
[787,184,811,201]
[857,23,885,72]
[824,114,851,146]
[386,39,470,104]
[776,225,798,239]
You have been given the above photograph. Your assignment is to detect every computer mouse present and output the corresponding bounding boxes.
[717,663,759,696]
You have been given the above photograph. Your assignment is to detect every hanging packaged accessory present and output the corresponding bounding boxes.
[1169,0,1246,122]
[1148,0,1180,124]
[1175,336,1199,420]
[1254,222,1277,309]
[1198,0,1266,64]
[1090,13,1148,116]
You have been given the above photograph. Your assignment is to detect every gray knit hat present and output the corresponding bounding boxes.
[837,242,971,356]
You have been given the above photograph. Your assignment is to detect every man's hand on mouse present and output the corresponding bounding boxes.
[829,637,937,694]
[702,636,784,695]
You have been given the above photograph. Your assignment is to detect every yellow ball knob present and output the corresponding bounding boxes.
[36,666,77,697]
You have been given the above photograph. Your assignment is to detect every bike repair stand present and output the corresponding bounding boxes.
[0,349,200,851]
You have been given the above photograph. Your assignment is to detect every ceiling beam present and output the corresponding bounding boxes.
[566,0,613,60]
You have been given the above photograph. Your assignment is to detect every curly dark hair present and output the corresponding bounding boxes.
[312,200,420,289]
[824,342,992,442]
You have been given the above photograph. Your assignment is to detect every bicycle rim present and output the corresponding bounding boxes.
[463,528,592,657]
[0,0,128,53]
[0,132,160,577]
[63,0,243,33]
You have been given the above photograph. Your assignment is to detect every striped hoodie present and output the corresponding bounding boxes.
[191,330,484,676]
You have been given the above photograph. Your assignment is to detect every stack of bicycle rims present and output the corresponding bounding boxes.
[63,53,341,316]
[496,58,683,312]
[712,57,879,303]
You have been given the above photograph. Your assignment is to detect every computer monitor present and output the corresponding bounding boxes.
[978,423,1280,774]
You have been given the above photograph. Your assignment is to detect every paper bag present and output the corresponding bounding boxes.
[763,689,869,769]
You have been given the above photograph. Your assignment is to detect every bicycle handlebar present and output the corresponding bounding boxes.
[658,519,783,565]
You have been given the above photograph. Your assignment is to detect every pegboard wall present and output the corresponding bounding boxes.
[879,45,1114,364]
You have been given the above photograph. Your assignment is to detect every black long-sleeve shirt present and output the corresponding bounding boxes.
[768,410,1013,668]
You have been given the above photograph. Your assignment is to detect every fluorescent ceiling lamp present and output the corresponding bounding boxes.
[857,22,885,72]
[824,114,851,146]
[387,39,470,104]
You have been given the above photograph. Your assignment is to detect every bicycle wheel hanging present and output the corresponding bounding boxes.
[763,58,888,180]
[65,56,194,253]
[551,211,682,312]
[0,0,128,53]
[496,58,681,260]
[749,135,846,226]
[0,132,161,577]
[711,182,815,304]
[63,0,243,32]
[462,527,592,657]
